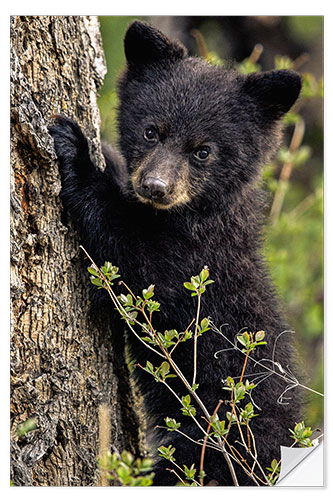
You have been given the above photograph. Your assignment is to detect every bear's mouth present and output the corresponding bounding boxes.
[134,190,176,210]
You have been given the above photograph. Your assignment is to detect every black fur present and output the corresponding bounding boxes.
[49,21,302,486]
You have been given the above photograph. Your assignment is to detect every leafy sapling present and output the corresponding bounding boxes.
[289,421,313,448]
[87,254,318,486]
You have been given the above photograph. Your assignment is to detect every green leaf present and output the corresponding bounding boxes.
[271,459,278,470]
[200,318,210,331]
[140,458,153,471]
[141,336,156,345]
[234,383,246,401]
[274,55,293,70]
[116,464,131,480]
[158,445,176,462]
[144,361,154,374]
[182,394,191,406]
[184,282,196,291]
[159,361,170,377]
[199,268,209,282]
[164,329,178,341]
[181,395,196,417]
[165,417,181,430]
[293,145,312,167]
[143,284,155,300]
[183,330,193,341]
[191,275,201,287]
[87,266,99,277]
[203,279,214,286]
[255,330,265,342]
[90,277,104,288]
[184,464,196,479]
[126,311,138,323]
[121,450,134,466]
[146,300,160,313]
[181,407,196,417]
[226,411,237,423]
[237,58,261,74]
[236,335,247,347]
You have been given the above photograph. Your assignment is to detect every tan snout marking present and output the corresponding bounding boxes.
[131,155,192,209]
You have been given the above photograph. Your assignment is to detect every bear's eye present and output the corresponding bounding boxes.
[193,146,210,161]
[143,126,158,143]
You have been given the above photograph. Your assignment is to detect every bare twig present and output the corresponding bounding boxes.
[270,118,305,224]
[292,53,310,70]
[248,44,264,64]
[166,468,187,485]
[190,29,209,59]
[199,399,224,486]
[155,425,222,452]
[225,342,251,442]
[222,441,264,486]
[192,294,201,387]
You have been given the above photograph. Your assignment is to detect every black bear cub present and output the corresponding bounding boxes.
[49,21,302,486]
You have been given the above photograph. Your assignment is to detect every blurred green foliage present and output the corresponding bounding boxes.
[98,17,323,428]
[99,16,143,144]
[286,16,323,42]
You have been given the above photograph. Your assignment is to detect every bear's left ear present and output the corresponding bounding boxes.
[243,70,302,119]
[124,20,187,68]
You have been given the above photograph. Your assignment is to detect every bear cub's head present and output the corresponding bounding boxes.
[117,21,302,210]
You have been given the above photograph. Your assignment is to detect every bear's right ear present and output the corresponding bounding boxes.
[243,69,302,119]
[124,21,187,68]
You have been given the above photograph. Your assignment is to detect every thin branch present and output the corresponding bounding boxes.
[223,441,264,486]
[166,468,187,486]
[190,29,209,59]
[169,318,195,356]
[155,425,221,452]
[118,280,138,301]
[270,118,305,224]
[199,400,224,486]
[192,294,201,387]
[246,422,270,482]
[248,44,264,64]
[292,53,310,70]
[159,379,214,443]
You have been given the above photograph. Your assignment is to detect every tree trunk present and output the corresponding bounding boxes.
[10,15,140,486]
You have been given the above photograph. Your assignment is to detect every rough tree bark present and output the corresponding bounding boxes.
[10,15,140,486]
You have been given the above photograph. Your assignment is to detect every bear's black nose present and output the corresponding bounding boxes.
[140,177,168,200]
